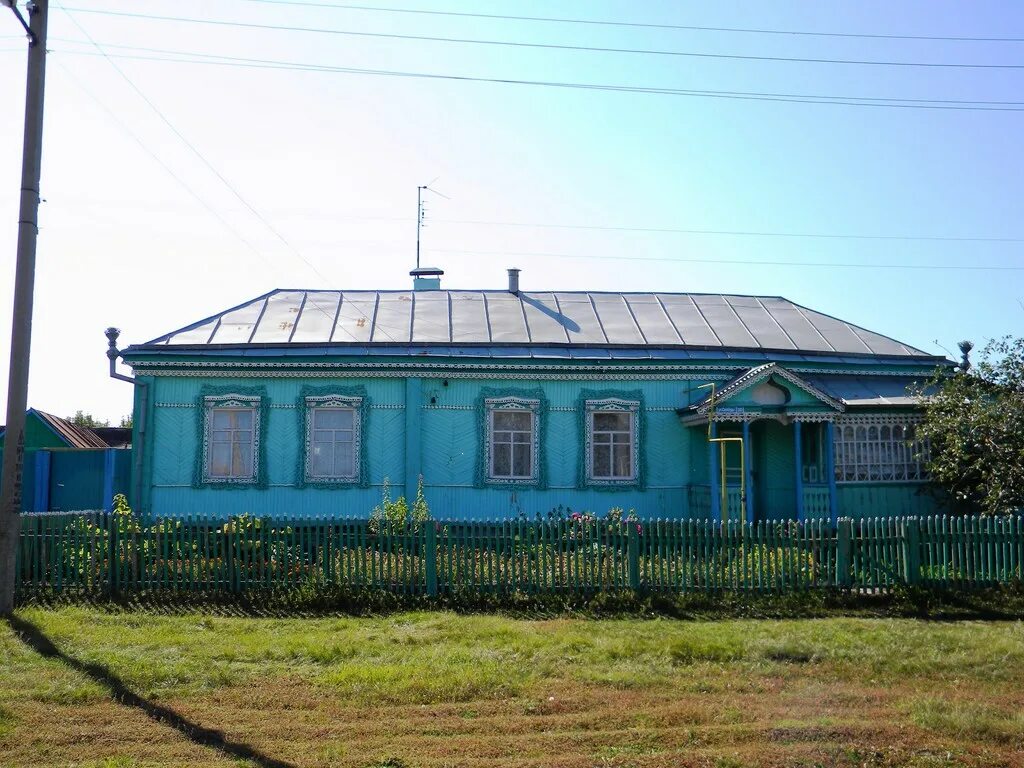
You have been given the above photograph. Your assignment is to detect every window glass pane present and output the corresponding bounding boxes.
[513,444,531,477]
[212,430,232,443]
[512,432,531,444]
[311,446,333,477]
[210,443,232,477]
[312,429,333,446]
[334,443,355,476]
[593,412,630,431]
[492,444,512,477]
[233,443,253,477]
[212,410,233,429]
[494,410,531,431]
[593,445,612,477]
[612,432,631,446]
[613,446,632,478]
[315,408,353,430]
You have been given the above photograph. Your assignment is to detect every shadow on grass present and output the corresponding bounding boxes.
[6,615,297,768]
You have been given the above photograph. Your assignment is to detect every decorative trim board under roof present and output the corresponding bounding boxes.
[691,363,845,415]
[127,289,942,361]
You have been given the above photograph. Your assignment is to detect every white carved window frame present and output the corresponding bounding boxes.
[201,394,261,485]
[585,398,640,484]
[833,415,930,483]
[304,395,363,484]
[484,397,540,483]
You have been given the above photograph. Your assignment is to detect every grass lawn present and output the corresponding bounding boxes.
[1,608,1023,767]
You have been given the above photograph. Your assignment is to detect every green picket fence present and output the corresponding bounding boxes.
[14,513,1024,597]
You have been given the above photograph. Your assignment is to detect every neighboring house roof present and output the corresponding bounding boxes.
[129,288,940,361]
[32,410,110,448]
[0,410,117,449]
[91,427,133,449]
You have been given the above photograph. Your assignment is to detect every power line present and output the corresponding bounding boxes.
[59,7,334,287]
[236,0,1024,44]
[50,58,284,279]
[24,197,1024,244]
[427,247,1024,272]
[428,219,1024,244]
[51,47,1024,112]
[58,7,1024,70]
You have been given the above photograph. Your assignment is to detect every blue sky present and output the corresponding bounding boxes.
[0,0,1022,422]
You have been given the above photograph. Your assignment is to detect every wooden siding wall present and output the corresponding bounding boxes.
[143,375,940,520]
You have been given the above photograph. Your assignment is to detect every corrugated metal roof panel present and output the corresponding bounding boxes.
[411,291,450,343]
[553,293,607,344]
[804,375,926,406]
[624,294,680,344]
[522,293,570,344]
[35,410,110,448]
[450,292,488,343]
[592,293,645,345]
[290,291,340,343]
[485,292,530,342]
[137,289,939,360]
[209,297,266,344]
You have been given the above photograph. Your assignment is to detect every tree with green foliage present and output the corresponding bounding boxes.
[66,410,108,428]
[916,337,1024,515]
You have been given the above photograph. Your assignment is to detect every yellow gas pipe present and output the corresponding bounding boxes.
[698,382,747,522]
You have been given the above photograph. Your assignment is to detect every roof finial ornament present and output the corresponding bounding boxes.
[958,339,973,372]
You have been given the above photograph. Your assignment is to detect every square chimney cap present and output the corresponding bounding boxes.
[410,267,445,277]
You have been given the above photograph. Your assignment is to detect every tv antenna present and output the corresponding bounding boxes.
[416,179,450,270]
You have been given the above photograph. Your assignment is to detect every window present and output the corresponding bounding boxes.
[209,408,256,479]
[834,419,929,483]
[484,397,540,483]
[303,395,363,484]
[585,398,640,484]
[801,423,825,484]
[309,407,357,480]
[490,409,534,479]
[199,391,263,486]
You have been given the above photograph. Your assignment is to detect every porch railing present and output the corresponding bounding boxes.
[801,485,832,520]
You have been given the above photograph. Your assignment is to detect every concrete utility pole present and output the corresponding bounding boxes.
[0,0,48,616]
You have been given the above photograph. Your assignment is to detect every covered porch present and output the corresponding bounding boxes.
[680,363,844,523]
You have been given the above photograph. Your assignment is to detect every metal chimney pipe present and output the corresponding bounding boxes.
[507,267,520,294]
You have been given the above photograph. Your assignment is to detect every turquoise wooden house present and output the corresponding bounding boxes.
[113,269,948,523]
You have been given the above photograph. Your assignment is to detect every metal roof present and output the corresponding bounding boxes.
[137,289,937,359]
[803,375,928,407]
[34,410,111,448]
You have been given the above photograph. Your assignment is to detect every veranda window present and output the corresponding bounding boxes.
[834,420,929,482]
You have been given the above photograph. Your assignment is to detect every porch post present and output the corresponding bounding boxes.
[794,421,804,522]
[709,420,720,521]
[825,421,838,526]
[742,420,753,524]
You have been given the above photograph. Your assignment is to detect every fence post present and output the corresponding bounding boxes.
[107,512,118,595]
[836,518,852,588]
[425,522,437,597]
[627,523,640,591]
[902,517,921,585]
